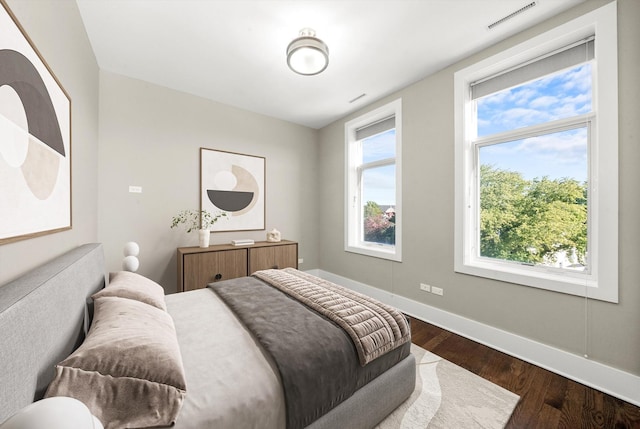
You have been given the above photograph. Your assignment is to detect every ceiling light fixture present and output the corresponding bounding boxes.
[287,28,329,76]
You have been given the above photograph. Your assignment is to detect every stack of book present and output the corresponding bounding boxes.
[231,239,255,246]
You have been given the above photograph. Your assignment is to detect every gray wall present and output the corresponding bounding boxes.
[97,71,320,293]
[318,0,640,376]
[0,0,99,286]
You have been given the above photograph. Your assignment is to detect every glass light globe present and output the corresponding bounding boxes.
[286,28,329,76]
[289,46,327,75]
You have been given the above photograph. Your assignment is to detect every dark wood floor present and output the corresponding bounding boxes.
[409,317,640,429]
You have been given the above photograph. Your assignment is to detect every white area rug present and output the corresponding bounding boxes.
[376,344,520,429]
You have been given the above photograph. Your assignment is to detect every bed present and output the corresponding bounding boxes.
[0,243,415,429]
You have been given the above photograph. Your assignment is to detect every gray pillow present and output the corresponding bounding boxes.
[92,271,167,311]
[45,296,186,429]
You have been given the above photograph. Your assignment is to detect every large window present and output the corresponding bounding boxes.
[454,3,618,302]
[345,99,402,261]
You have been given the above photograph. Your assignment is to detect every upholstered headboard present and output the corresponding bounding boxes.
[0,243,106,423]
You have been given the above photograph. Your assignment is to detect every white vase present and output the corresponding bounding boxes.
[198,229,210,248]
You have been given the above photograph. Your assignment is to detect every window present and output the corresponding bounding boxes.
[345,99,402,261]
[454,3,618,302]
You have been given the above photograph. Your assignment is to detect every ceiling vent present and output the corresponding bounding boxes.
[349,93,367,104]
[488,1,537,29]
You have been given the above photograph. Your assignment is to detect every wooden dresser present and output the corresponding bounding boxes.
[177,240,298,292]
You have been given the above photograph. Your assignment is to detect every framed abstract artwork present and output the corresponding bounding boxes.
[200,148,265,232]
[0,0,72,245]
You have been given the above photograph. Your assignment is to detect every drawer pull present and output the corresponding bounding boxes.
[214,273,222,281]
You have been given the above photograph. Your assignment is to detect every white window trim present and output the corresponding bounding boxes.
[345,99,402,262]
[454,3,618,302]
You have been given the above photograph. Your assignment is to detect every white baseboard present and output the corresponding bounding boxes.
[310,269,640,407]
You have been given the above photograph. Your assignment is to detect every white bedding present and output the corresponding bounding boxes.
[163,288,286,429]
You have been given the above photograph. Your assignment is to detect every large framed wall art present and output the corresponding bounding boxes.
[0,0,72,245]
[200,148,265,232]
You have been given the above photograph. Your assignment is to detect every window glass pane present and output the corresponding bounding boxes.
[479,127,588,270]
[362,164,395,245]
[477,64,592,137]
[362,129,395,163]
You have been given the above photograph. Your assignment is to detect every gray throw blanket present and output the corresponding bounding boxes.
[209,275,411,429]
[253,268,411,366]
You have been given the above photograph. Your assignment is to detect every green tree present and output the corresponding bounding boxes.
[479,165,528,261]
[364,201,383,218]
[480,165,587,266]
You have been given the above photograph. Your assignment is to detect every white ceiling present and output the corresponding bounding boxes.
[76,0,584,129]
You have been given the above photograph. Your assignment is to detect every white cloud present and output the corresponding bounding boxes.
[530,95,559,109]
[518,129,588,168]
[477,63,592,137]
[479,90,509,106]
[561,64,591,93]
[489,107,552,130]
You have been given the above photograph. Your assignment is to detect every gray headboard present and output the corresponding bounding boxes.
[0,243,106,423]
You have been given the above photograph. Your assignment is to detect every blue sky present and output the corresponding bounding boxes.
[363,129,395,163]
[477,64,592,182]
[361,129,396,206]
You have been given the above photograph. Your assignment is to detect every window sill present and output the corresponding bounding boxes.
[455,258,617,303]
[345,244,401,262]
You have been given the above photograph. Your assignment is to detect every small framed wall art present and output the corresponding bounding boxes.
[0,0,72,245]
[200,148,265,232]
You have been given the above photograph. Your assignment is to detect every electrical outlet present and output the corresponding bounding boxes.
[298,258,304,264]
[419,283,430,292]
[431,286,444,296]
[129,185,142,193]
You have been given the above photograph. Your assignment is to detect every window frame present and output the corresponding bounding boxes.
[454,3,618,302]
[345,99,402,261]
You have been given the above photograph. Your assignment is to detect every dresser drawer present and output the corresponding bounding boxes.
[181,249,247,291]
[248,243,298,274]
